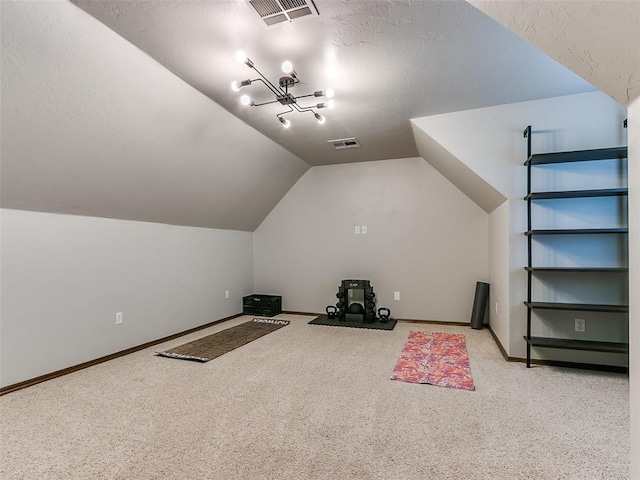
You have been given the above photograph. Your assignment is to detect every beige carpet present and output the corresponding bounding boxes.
[0,314,630,479]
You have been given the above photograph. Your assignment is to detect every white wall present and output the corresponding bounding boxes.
[254,157,489,322]
[413,92,628,363]
[489,201,509,350]
[628,96,639,479]
[0,209,254,387]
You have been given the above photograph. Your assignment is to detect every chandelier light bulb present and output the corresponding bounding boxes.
[235,50,248,64]
[325,88,335,99]
[232,79,252,92]
[282,61,294,74]
[240,94,251,106]
[327,99,335,109]
[279,117,291,128]
[314,113,326,124]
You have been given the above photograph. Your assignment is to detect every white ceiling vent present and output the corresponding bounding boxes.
[327,137,362,150]
[245,0,319,28]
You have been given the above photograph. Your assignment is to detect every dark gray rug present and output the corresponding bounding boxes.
[309,314,397,331]
[156,318,290,362]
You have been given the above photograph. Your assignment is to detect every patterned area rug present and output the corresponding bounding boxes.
[391,331,475,391]
[156,318,290,362]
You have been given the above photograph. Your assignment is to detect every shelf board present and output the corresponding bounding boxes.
[524,301,629,313]
[525,146,627,165]
[524,188,628,200]
[525,267,629,273]
[525,227,628,236]
[524,336,629,354]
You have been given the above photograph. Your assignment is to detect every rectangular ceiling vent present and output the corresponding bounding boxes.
[246,0,319,28]
[327,137,362,150]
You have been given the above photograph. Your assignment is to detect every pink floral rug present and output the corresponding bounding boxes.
[391,331,475,391]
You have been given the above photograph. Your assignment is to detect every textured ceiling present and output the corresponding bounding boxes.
[72,0,596,166]
[469,0,640,106]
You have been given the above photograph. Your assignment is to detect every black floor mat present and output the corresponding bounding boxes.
[308,314,397,331]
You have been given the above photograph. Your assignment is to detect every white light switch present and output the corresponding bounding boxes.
[115,312,123,325]
[355,226,360,234]
[361,226,367,234]
[225,290,230,299]
[393,291,400,301]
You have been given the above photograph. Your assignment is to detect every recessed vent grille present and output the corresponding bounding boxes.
[327,137,362,150]
[246,0,318,28]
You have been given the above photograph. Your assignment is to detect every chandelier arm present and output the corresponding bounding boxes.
[292,103,317,113]
[250,77,281,97]
[293,102,324,111]
[275,105,295,119]
[251,99,281,107]
[293,93,317,99]
[251,65,287,95]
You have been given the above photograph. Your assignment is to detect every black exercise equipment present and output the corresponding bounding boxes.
[470,281,490,330]
[377,307,391,323]
[326,305,338,319]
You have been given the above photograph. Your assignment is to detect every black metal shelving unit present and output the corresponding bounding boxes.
[523,125,629,368]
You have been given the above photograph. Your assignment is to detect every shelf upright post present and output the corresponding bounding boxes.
[524,125,533,368]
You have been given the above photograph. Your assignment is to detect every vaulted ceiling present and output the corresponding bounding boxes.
[2,1,635,230]
[72,0,595,166]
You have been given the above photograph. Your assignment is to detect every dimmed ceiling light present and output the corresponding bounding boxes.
[231,50,335,128]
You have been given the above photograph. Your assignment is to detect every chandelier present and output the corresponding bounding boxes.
[231,50,334,128]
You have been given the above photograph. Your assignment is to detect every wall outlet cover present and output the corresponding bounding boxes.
[393,291,400,301]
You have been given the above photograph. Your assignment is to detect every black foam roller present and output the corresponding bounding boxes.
[470,282,489,330]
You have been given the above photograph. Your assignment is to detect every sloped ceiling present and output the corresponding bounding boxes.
[1,0,602,229]
[468,0,640,106]
[0,0,309,231]
[72,0,595,166]
[410,122,505,213]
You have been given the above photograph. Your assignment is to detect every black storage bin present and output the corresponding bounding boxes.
[243,294,282,317]
[470,282,489,330]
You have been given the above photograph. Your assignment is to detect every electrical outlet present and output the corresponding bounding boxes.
[355,226,360,234]
[361,226,367,234]
[394,291,400,301]
[575,318,586,332]
[225,290,230,299]
[494,302,498,313]
[115,312,123,325]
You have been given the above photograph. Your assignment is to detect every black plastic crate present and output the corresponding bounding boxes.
[243,294,282,317]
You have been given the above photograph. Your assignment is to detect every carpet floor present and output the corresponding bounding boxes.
[0,314,630,480]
